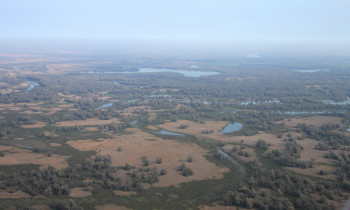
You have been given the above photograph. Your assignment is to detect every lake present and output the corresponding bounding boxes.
[138,68,220,77]
[221,123,243,134]
[81,67,221,78]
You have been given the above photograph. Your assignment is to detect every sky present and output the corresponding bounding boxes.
[1,0,350,46]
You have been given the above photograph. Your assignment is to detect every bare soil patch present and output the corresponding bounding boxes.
[67,128,229,187]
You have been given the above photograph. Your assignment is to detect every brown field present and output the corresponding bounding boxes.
[0,190,30,199]
[21,122,46,128]
[14,138,24,141]
[296,138,335,164]
[0,145,69,169]
[278,116,342,127]
[67,128,229,187]
[69,188,92,198]
[55,118,120,126]
[94,204,131,210]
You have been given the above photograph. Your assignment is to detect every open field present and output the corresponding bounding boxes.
[67,128,229,187]
[0,145,69,169]
[55,118,120,126]
[0,191,30,199]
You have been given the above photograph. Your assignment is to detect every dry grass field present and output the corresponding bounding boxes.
[0,190,30,199]
[0,145,69,169]
[67,128,229,187]
[55,118,120,126]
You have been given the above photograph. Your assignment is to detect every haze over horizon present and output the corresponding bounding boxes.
[1,0,350,54]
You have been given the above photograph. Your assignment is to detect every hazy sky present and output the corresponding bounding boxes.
[1,0,350,44]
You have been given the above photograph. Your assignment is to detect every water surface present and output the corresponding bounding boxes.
[81,67,220,78]
[138,68,220,77]
[279,111,326,115]
[157,130,184,136]
[322,97,350,105]
[221,123,243,133]
[240,100,280,105]
[293,69,329,73]
[25,81,39,92]
[97,103,113,110]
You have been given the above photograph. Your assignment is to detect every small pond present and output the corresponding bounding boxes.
[25,81,39,92]
[157,130,184,136]
[221,123,243,134]
[97,103,113,110]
